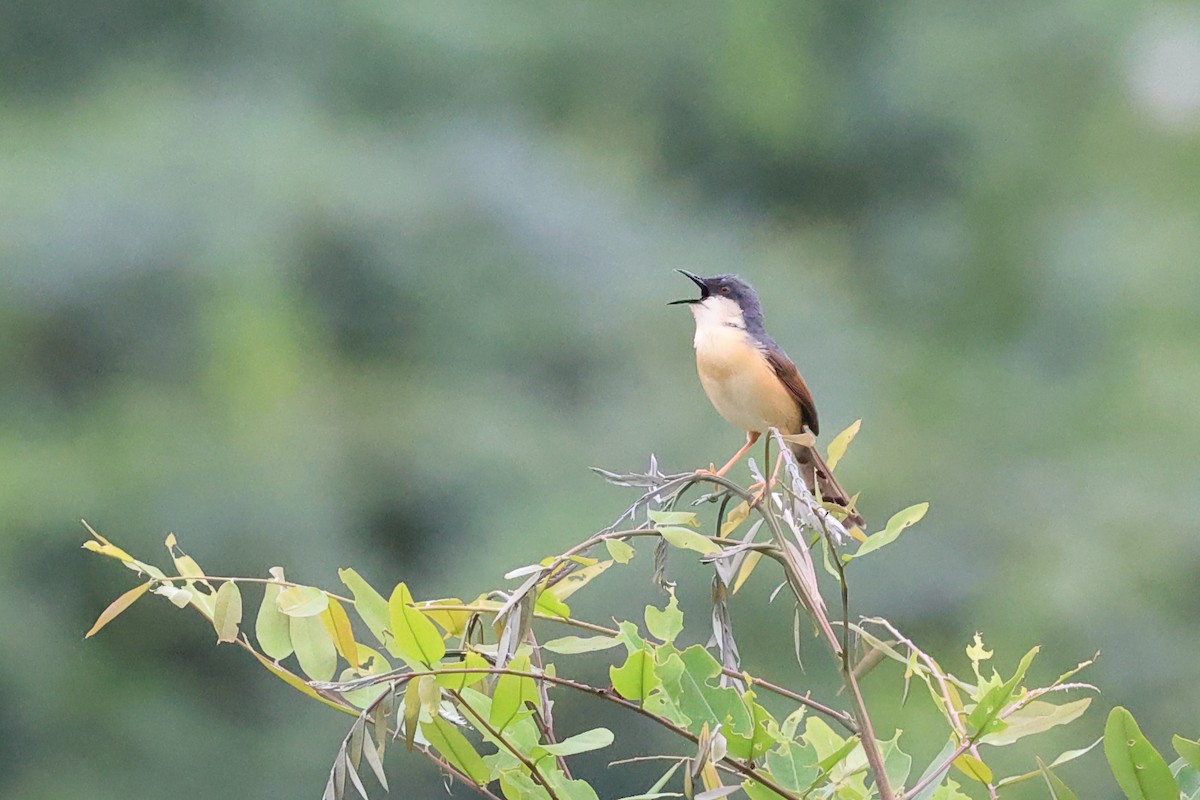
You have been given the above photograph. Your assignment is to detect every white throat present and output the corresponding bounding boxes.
[689,296,747,347]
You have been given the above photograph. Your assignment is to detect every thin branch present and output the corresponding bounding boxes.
[450,689,562,800]
[333,666,804,800]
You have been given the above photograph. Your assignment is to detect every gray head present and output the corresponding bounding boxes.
[669,270,766,333]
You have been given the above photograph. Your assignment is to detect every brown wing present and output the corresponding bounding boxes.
[764,348,819,435]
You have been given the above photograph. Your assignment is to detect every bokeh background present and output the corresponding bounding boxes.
[4,2,1200,797]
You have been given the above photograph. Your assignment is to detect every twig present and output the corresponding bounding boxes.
[450,689,562,800]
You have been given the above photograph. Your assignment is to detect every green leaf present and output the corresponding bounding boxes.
[825,418,861,471]
[389,582,446,667]
[500,769,551,800]
[648,510,699,527]
[879,730,913,791]
[490,655,538,731]
[542,635,622,655]
[276,585,329,617]
[910,739,957,800]
[1105,707,1178,800]
[996,738,1102,787]
[85,581,152,639]
[850,502,928,559]
[659,527,721,556]
[423,716,490,785]
[256,576,293,660]
[534,589,572,619]
[765,741,821,791]
[289,613,337,681]
[544,770,601,800]
[1174,759,1200,800]
[435,651,489,691]
[338,568,392,649]
[980,698,1091,746]
[1175,736,1200,770]
[535,727,614,757]
[967,646,1039,736]
[655,646,751,737]
[213,581,242,643]
[724,691,780,761]
[1037,757,1080,800]
[953,753,993,783]
[611,650,659,701]
[930,778,972,799]
[644,591,684,645]
[606,538,636,564]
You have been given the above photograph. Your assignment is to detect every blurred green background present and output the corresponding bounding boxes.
[4,1,1200,797]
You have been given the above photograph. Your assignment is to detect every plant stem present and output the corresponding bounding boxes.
[450,689,562,800]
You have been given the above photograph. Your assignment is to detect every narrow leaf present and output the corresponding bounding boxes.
[536,727,615,757]
[660,527,722,556]
[422,716,491,785]
[542,635,622,655]
[1037,757,1080,800]
[85,581,152,638]
[648,510,699,527]
[850,502,928,559]
[338,568,391,648]
[323,598,361,668]
[825,419,861,471]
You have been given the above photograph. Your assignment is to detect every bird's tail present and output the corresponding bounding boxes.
[788,442,866,530]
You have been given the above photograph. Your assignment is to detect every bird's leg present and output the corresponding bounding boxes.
[748,451,785,505]
[697,431,760,477]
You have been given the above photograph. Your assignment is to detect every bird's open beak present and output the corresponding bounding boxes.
[668,269,707,305]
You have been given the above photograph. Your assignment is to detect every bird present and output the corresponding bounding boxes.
[671,270,865,528]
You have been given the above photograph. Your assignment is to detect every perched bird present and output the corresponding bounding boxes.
[671,270,864,528]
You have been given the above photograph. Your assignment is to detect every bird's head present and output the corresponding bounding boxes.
[669,270,764,332]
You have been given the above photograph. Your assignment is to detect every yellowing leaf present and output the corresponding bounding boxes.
[660,526,722,555]
[720,502,751,537]
[648,510,699,527]
[732,551,763,595]
[389,583,446,667]
[276,585,329,617]
[84,581,152,638]
[322,597,360,668]
[81,539,136,563]
[953,753,993,784]
[249,649,351,715]
[419,598,471,637]
[825,419,861,471]
[541,635,622,655]
[212,581,242,643]
[544,560,612,602]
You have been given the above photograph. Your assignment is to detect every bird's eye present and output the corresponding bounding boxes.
[719,286,731,295]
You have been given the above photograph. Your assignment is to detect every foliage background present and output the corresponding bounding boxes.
[3,2,1199,798]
